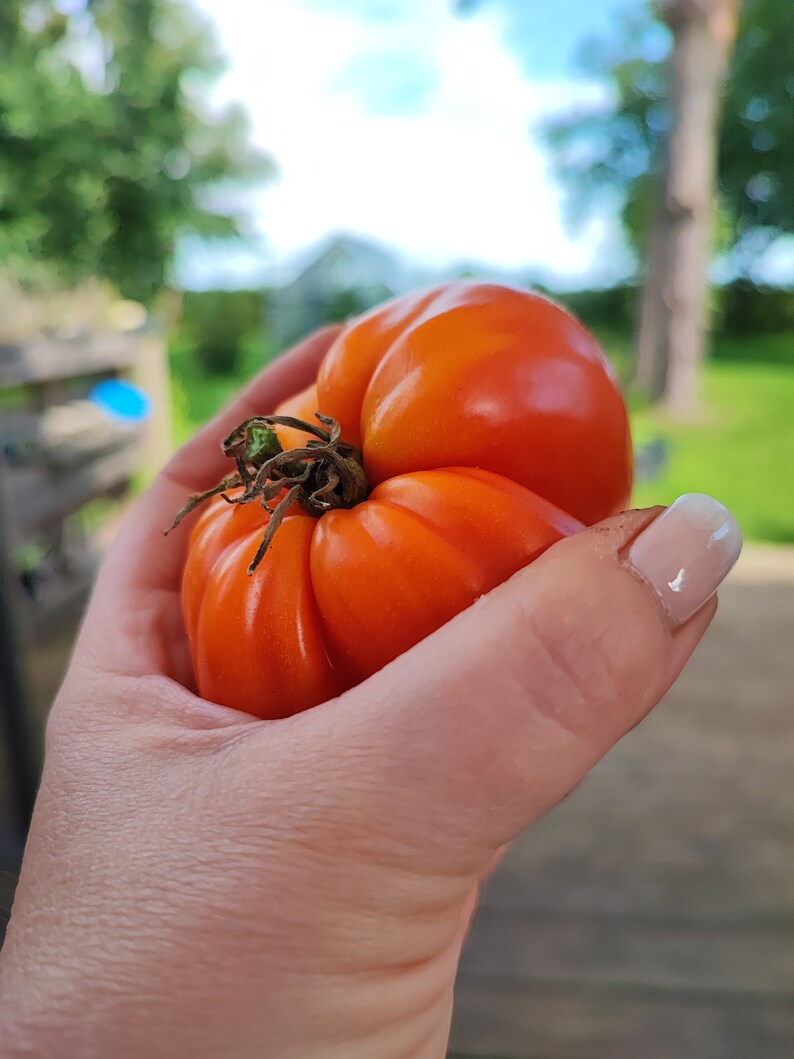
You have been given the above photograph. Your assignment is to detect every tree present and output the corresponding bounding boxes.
[546,0,794,256]
[0,0,271,303]
[717,0,794,264]
[543,0,794,409]
[637,0,740,413]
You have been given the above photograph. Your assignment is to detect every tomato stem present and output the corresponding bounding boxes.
[167,413,369,573]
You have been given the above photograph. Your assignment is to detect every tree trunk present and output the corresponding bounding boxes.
[634,208,669,396]
[636,0,740,415]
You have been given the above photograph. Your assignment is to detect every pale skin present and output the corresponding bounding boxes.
[0,328,718,1058]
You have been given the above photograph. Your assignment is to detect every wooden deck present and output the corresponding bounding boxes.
[449,548,794,1058]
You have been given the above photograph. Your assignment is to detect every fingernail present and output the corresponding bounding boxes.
[628,494,743,627]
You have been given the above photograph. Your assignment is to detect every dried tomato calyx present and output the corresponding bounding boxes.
[167,413,368,574]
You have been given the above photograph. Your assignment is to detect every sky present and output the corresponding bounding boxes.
[181,0,635,289]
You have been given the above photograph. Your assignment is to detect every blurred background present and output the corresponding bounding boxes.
[1,1,792,1055]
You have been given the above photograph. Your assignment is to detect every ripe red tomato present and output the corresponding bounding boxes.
[181,282,632,718]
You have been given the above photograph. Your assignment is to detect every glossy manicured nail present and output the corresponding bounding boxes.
[627,494,742,627]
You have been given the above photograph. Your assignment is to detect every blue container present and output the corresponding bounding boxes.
[89,378,152,423]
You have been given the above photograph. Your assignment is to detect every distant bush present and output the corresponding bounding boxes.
[718,282,794,342]
[556,285,637,335]
[324,285,394,326]
[711,332,794,365]
[171,281,794,379]
[711,283,794,363]
[178,289,266,375]
[550,281,794,365]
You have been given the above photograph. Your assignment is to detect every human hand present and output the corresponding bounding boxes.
[0,328,741,1058]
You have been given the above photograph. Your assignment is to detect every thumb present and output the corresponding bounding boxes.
[295,495,742,876]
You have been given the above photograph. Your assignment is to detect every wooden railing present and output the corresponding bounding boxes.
[0,331,146,387]
[0,330,170,848]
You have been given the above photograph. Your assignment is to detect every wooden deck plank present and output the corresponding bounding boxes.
[449,978,794,1059]
[5,442,140,533]
[483,852,794,924]
[459,907,794,997]
[0,333,140,388]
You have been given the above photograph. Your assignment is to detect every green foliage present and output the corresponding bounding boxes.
[557,285,637,335]
[632,360,794,542]
[0,0,270,302]
[563,281,794,360]
[719,0,794,259]
[718,283,794,341]
[169,327,277,445]
[169,289,281,444]
[711,332,794,366]
[541,10,670,251]
[540,0,794,269]
[177,289,266,375]
[325,287,378,325]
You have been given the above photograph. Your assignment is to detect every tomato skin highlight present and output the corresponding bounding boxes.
[315,282,631,525]
[181,281,632,718]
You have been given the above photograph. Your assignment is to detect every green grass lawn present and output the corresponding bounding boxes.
[631,359,794,543]
[169,334,794,544]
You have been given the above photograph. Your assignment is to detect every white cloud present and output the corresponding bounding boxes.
[186,0,631,286]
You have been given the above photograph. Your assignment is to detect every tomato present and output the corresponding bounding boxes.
[180,282,632,718]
